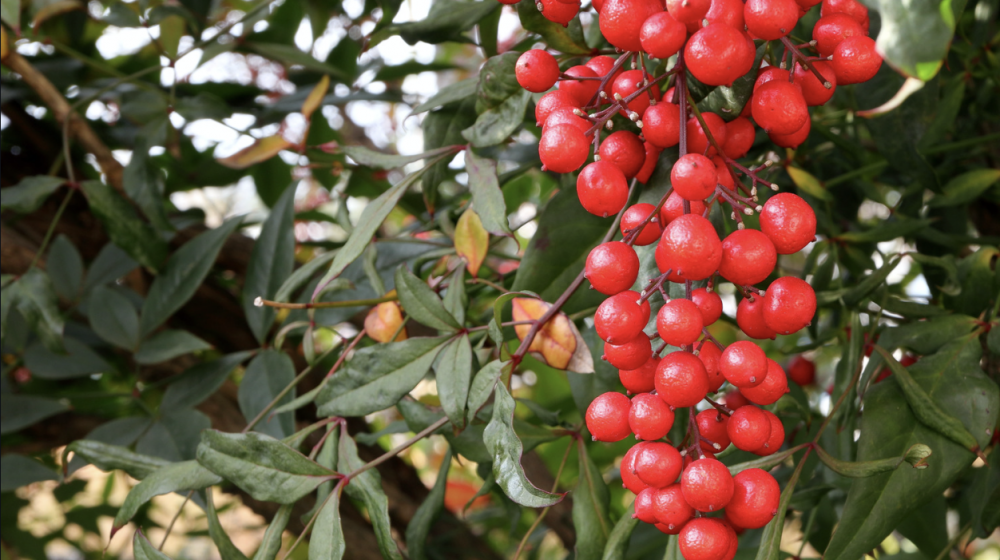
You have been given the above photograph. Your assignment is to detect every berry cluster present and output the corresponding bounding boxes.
[508,0,884,555]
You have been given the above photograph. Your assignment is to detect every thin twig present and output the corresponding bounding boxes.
[159,491,193,551]
[255,295,397,310]
[345,416,450,481]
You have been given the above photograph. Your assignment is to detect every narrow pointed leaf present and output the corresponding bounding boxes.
[465,150,511,235]
[601,504,639,560]
[443,266,467,326]
[89,285,140,350]
[80,180,167,270]
[411,77,478,115]
[406,448,452,560]
[394,266,461,330]
[434,334,473,426]
[815,443,932,477]
[238,350,296,439]
[135,329,213,365]
[755,451,809,560]
[0,394,69,435]
[206,491,251,560]
[274,251,337,303]
[218,135,292,169]
[455,209,489,277]
[728,444,809,476]
[252,504,292,560]
[462,89,531,148]
[11,269,65,352]
[244,185,296,344]
[48,234,83,301]
[341,145,459,170]
[338,432,404,560]
[65,441,170,480]
[574,441,611,560]
[134,531,171,560]
[0,176,64,213]
[161,351,253,409]
[114,460,222,528]
[310,485,346,560]
[0,455,60,491]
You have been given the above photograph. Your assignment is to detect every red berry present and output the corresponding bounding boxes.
[821,0,869,29]
[543,106,591,136]
[720,340,768,388]
[612,70,659,118]
[595,290,650,344]
[698,342,725,392]
[832,36,882,85]
[630,393,676,441]
[794,61,837,106]
[600,0,662,52]
[723,390,750,410]
[516,50,560,93]
[535,90,578,126]
[586,392,632,442]
[622,443,652,493]
[722,117,756,159]
[680,518,733,560]
[672,153,718,202]
[578,160,629,217]
[635,487,659,523]
[585,56,620,99]
[643,102,682,149]
[659,192,708,225]
[725,468,780,529]
[691,288,723,325]
[755,66,790,88]
[634,441,682,486]
[796,0,822,8]
[636,142,662,185]
[621,203,662,246]
[641,12,687,59]
[760,193,816,254]
[727,405,772,451]
[586,241,640,295]
[720,520,739,560]
[752,80,809,135]
[655,351,711,407]
[787,356,815,385]
[540,125,589,173]
[666,0,710,23]
[704,0,745,29]
[744,0,799,40]
[605,334,653,370]
[653,484,694,532]
[696,409,731,453]
[686,112,728,156]
[686,24,753,87]
[713,156,736,196]
[736,295,778,340]
[812,13,867,58]
[657,298,705,347]
[740,358,789,405]
[681,458,734,512]
[538,0,580,26]
[559,65,601,105]
[620,356,659,394]
[768,117,811,148]
[600,131,646,179]
[762,276,816,335]
[719,229,777,286]
[752,410,785,456]
[657,214,723,281]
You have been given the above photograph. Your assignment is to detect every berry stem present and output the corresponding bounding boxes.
[704,397,734,416]
[584,52,632,109]
[688,407,707,459]
[677,56,691,217]
[780,36,833,89]
[638,269,673,304]
[700,328,725,351]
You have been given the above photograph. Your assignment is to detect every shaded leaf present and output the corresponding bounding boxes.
[382,0,499,46]
[838,219,934,244]
[0,454,60,491]
[47,235,83,301]
[843,254,902,307]
[244,184,296,344]
[11,269,65,352]
[411,77,478,115]
[252,505,292,560]
[406,448,451,560]
[310,484,345,560]
[243,42,349,80]
[80,180,168,271]
[474,52,521,113]
[135,329,212,365]
[467,360,506,424]
[89,285,140,350]
[238,350,296,439]
[395,266,461,330]
[815,442,932,476]
[463,89,531,148]
[65,440,170,480]
[434,334,473,426]
[0,175,63,213]
[84,242,139,292]
[465,149,511,235]
[574,441,611,560]
[274,251,337,303]
[787,166,832,201]
[134,530,171,560]
[338,431,405,560]
[341,144,460,170]
[136,409,212,462]
[114,460,222,528]
[206,491,250,560]
[443,265,467,326]
[0,394,69,435]
[928,168,1000,208]
[455,209,489,277]
[697,43,766,121]
[756,455,809,560]
[161,351,254,409]
[601,504,639,560]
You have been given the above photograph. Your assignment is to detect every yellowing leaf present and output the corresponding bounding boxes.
[218,135,292,170]
[511,298,576,370]
[455,208,489,277]
[1,27,9,64]
[365,301,407,343]
[32,0,82,28]
[302,75,330,120]
[786,166,832,201]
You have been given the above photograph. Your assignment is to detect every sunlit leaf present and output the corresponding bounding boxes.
[455,208,489,277]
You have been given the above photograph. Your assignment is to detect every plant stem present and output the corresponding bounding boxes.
[345,416,450,481]
[780,36,832,88]
[25,189,74,272]
[256,295,397,310]
[281,481,343,560]
[512,439,574,560]
[159,490,193,550]
[704,397,733,416]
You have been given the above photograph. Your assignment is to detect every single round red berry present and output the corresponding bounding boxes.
[666,0,710,23]
[641,12,687,59]
[787,356,815,385]
[736,295,778,340]
[600,0,662,52]
[620,356,659,394]
[622,442,651,493]
[722,117,756,159]
[686,23,753,87]
[681,458,734,512]
[586,241,640,295]
[578,160,629,217]
[705,0,745,29]
[698,342,725,392]
[595,290,650,344]
[724,390,750,410]
[720,520,739,560]
[696,409,731,453]
[680,518,732,560]
[768,117,811,149]
[691,288,723,325]
[543,106,591,136]
[655,350,711,408]
[740,358,789,405]
[744,0,799,40]
[719,229,777,286]
[672,153,718,202]
[535,89,578,126]
[586,392,632,442]
[558,65,601,105]
[794,61,837,106]
[540,125,589,173]
[832,36,882,85]
[538,0,580,26]
[727,405,772,451]
[635,487,659,523]
[821,0,869,29]
[686,112,728,156]
[657,298,706,347]
[720,340,768,388]
[600,131,646,179]
[643,102,681,149]
[634,441,682,487]
[621,203,663,246]
[725,468,780,529]
[659,192,708,225]
[752,80,809,135]
[658,214,723,281]
[755,66,790,88]
[636,142,662,185]
[516,49,560,93]
[812,13,867,58]
[630,393,676,441]
[653,484,693,533]
[585,55,620,99]
[612,69,659,118]
[752,410,785,456]
[760,193,816,254]
[605,334,653,370]
[762,276,816,335]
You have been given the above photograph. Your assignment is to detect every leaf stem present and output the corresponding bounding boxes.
[25,189,74,272]
[281,481,344,560]
[159,490,193,550]
[345,416,450,481]
[255,295,397,309]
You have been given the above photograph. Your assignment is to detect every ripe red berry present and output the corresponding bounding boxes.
[755,66,790,88]
[653,484,694,532]
[585,56,620,99]
[821,0,869,29]
[595,290,650,344]
[696,409,731,453]
[659,192,708,225]
[516,50,560,93]
[736,295,778,340]
[725,468,780,529]
[538,0,580,26]
[832,36,882,85]
[672,154,719,202]
[643,102,682,149]
[727,405,772,451]
[723,390,750,410]
[540,125,589,173]
[600,131,646,179]
[543,106,591,136]
[657,298,705,347]
[658,214,723,281]
[760,192,816,254]
[812,13,867,57]
[680,518,733,560]
[558,65,601,105]
[586,391,632,442]
[768,117,811,148]
[691,288,723,325]
[720,340,768,388]
[752,80,809,135]
[718,229,777,287]
[744,0,799,40]
[636,142,662,184]
[578,160,629,217]
[713,156,735,196]
[621,203,662,246]
[698,342,725,392]
[612,70,659,118]
[634,441,682,487]
[740,358,789,405]
[535,90,578,126]
[720,520,739,560]
[600,0,662,52]
[635,487,659,523]
[605,334,653,370]
[686,24,753,87]
[666,0,710,23]
[586,241,640,295]
[620,356,659,394]
[704,0,745,29]
[630,393,676,441]
[762,276,816,335]
[655,351,711,408]
[794,61,837,106]
[686,113,728,156]
[787,356,815,385]
[640,12,687,59]
[722,117,756,159]
[681,458,734,512]
[752,410,785,456]
[622,442,651,493]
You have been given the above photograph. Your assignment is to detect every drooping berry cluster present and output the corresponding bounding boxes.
[508,0,883,556]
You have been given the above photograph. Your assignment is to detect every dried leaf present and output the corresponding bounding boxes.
[512,298,576,370]
[455,208,489,277]
[303,76,330,120]
[218,136,292,170]
[364,300,408,343]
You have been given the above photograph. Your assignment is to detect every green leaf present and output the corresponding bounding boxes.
[465,149,511,235]
[574,441,611,560]
[196,430,337,505]
[137,409,212,462]
[309,485,345,560]
[395,266,461,331]
[65,441,170,480]
[475,52,521,113]
[443,265,467,325]
[697,43,765,121]
[244,184,295,344]
[0,394,69,435]
[945,247,1000,317]
[928,169,1000,207]
[478,5,500,58]
[124,137,173,232]
[467,360,506,424]
[397,399,491,463]
[0,176,63,213]
[601,504,639,560]
[422,97,478,212]
[756,456,809,560]
[81,180,168,271]
[0,0,19,29]
[316,337,449,417]
[728,444,808,476]
[140,216,243,336]
[964,446,1000,538]
[484,382,564,507]
[824,337,999,560]
[134,530,171,560]
[161,351,253,409]
[65,417,152,475]
[816,442,932,476]
[410,77,478,115]
[515,0,589,54]
[84,243,139,292]
[406,448,452,560]
[341,145,459,170]
[11,269,65,352]
[896,493,948,558]
[338,431,405,560]
[114,460,222,528]
[175,92,232,121]
[434,334,473,426]
[838,219,934,244]
[274,251,337,303]
[206,490,250,560]
[462,89,531,148]
[243,42,349,80]
[0,454,60,491]
[861,316,977,394]
[48,235,83,301]
[252,505,292,560]
[238,350,296,439]
[382,0,499,46]
[843,254,902,307]
[89,285,141,350]
[23,335,110,380]
[786,166,833,201]
[870,0,955,80]
[135,329,212,365]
